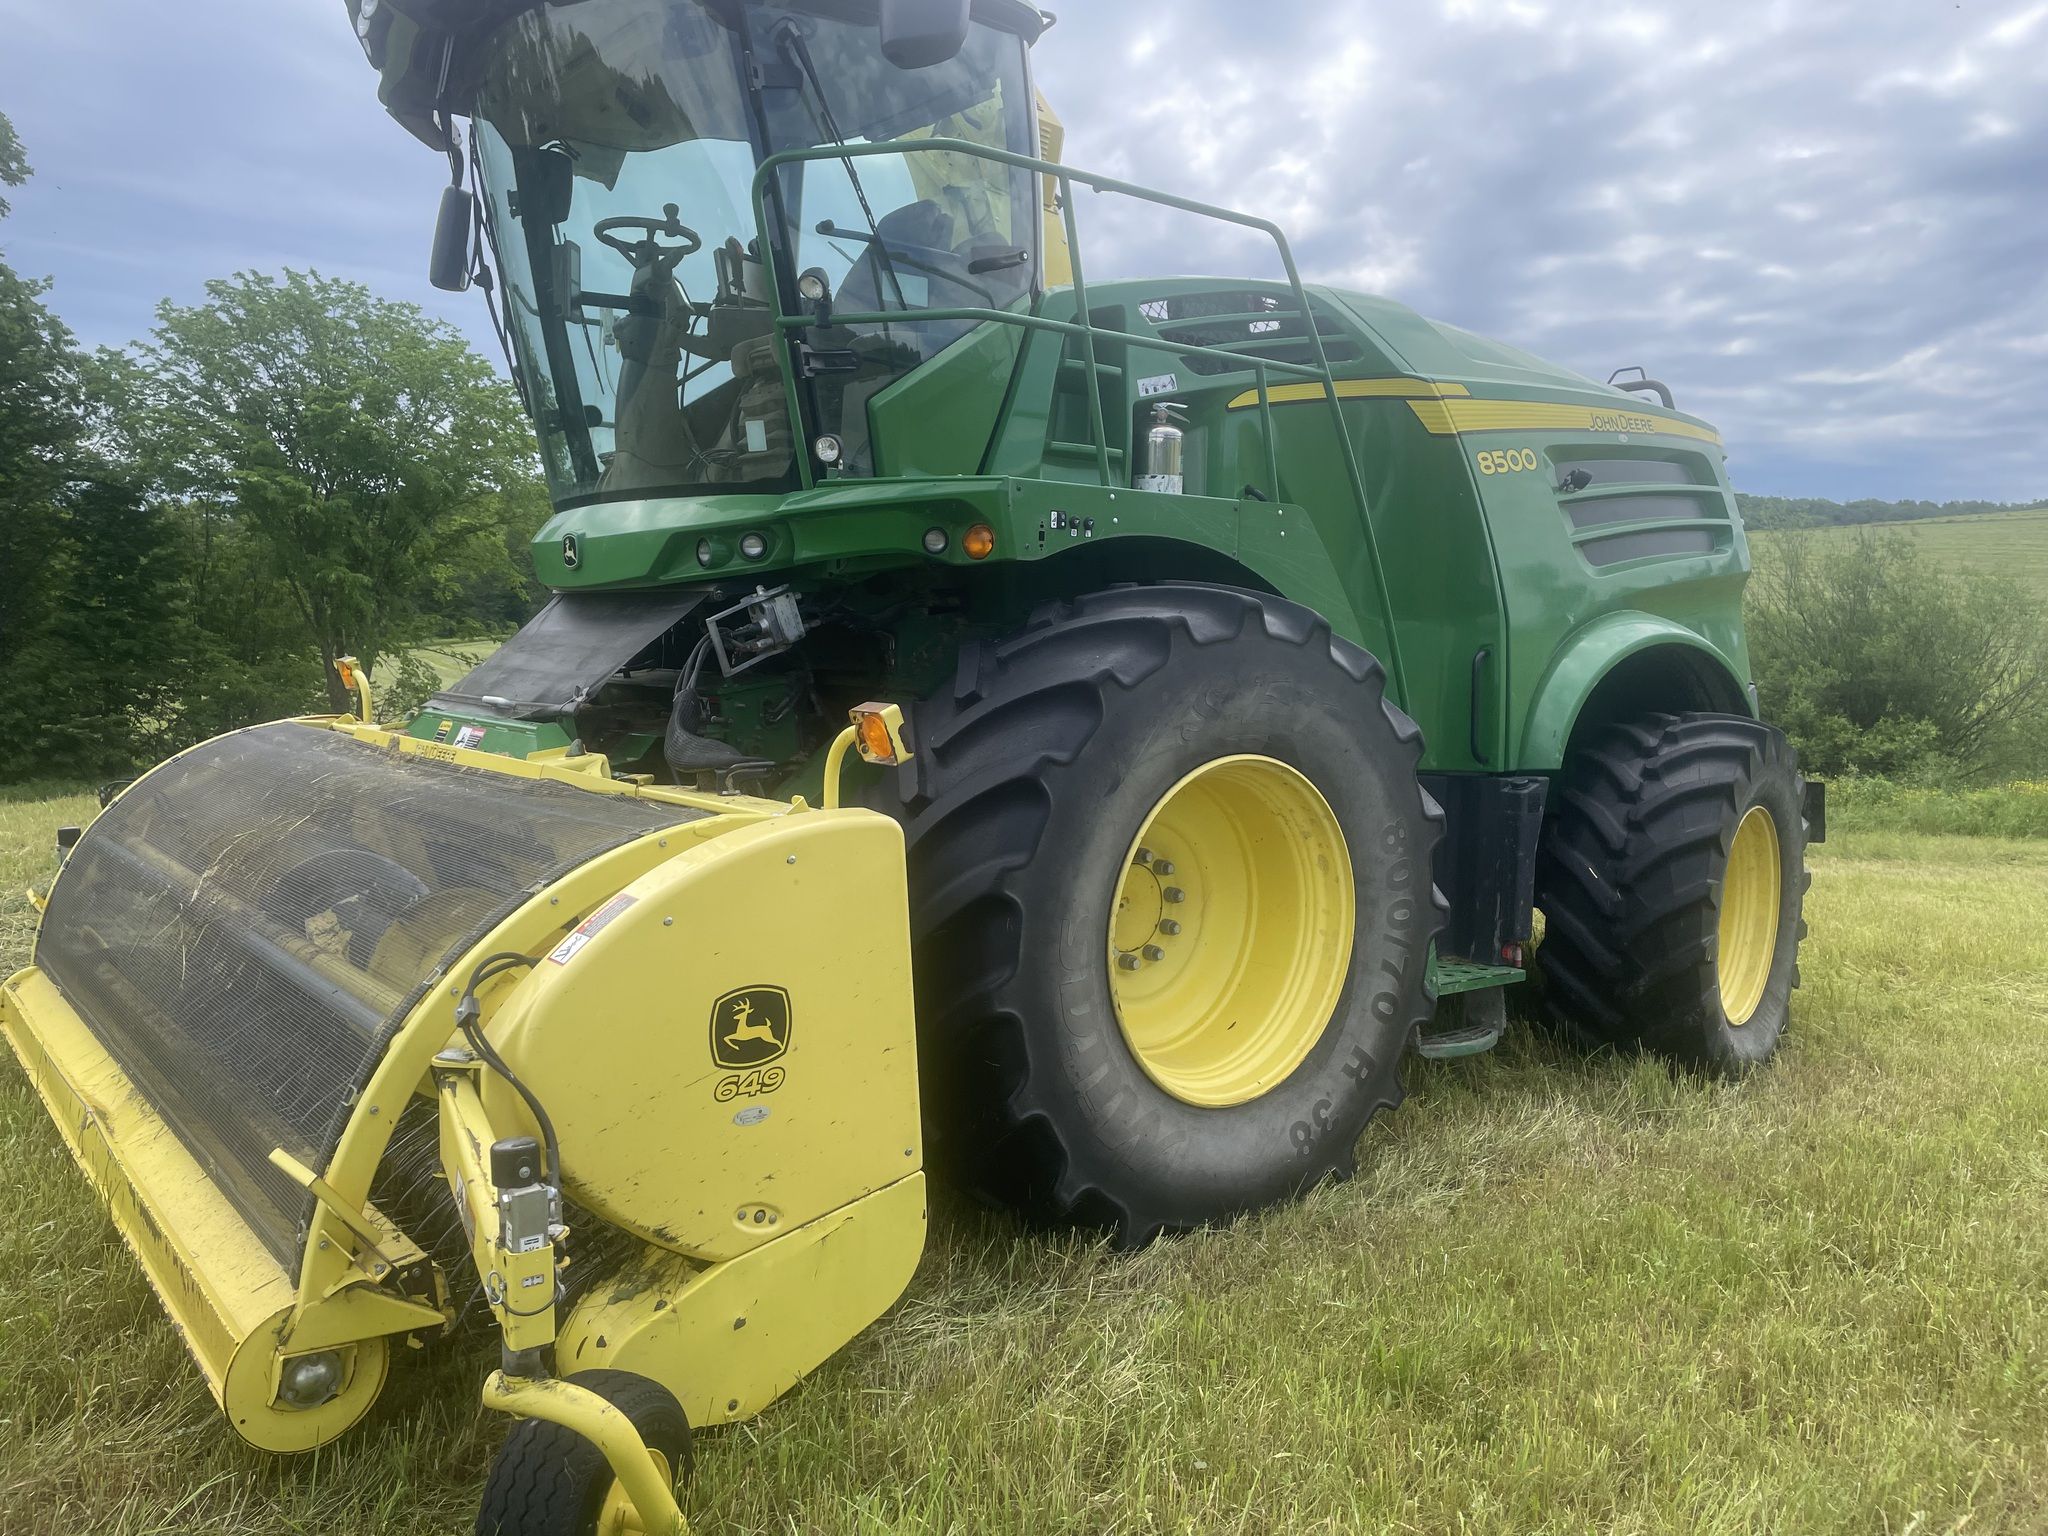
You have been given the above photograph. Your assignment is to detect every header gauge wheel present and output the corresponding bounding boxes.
[1535,712,1811,1074]
[476,1371,691,1536]
[897,585,1445,1244]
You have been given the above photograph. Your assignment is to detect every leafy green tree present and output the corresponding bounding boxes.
[1746,531,2048,781]
[0,109,28,215]
[0,109,91,762]
[113,269,547,712]
[27,477,191,774]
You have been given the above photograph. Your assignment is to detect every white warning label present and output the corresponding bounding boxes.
[547,892,637,966]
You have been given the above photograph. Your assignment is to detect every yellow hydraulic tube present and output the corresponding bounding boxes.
[483,1372,688,1536]
[333,656,373,724]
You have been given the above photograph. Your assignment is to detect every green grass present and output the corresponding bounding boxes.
[5,796,2048,1533]
[1828,777,2048,839]
[369,638,496,696]
[1754,507,2048,599]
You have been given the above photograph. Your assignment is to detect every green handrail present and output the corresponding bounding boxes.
[748,137,1409,706]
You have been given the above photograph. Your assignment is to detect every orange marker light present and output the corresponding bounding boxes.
[857,711,896,763]
[962,524,997,560]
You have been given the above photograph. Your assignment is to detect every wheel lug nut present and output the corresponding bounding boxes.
[1142,945,1166,962]
[1164,887,1186,904]
[1133,847,1153,866]
[1116,953,1142,971]
[1153,859,1175,876]
[1159,920,1182,936]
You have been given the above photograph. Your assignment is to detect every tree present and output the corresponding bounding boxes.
[113,269,547,711]
[0,108,28,218]
[1746,530,2048,782]
[26,477,191,774]
[0,109,91,759]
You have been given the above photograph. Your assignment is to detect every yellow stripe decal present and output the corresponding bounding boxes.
[1406,398,1723,446]
[1224,377,1470,410]
[1224,377,1721,446]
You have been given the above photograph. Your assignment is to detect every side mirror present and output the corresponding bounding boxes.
[879,0,972,68]
[430,185,473,293]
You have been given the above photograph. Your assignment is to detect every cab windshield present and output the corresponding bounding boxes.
[474,0,1037,502]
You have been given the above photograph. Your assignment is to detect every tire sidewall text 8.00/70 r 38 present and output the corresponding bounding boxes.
[895,585,1445,1244]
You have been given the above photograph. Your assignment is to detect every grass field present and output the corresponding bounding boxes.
[1753,506,2048,598]
[4,790,2047,1534]
[370,639,496,694]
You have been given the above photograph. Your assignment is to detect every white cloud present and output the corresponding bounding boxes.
[4,0,2045,500]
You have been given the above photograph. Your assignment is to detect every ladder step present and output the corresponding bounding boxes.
[1413,978,1508,1061]
[1059,358,1125,378]
[1412,1022,1504,1061]
[1046,441,1126,461]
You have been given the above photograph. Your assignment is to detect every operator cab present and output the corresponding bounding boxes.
[466,0,1045,502]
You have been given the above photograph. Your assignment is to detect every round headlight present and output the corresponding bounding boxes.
[797,269,829,303]
[696,538,716,569]
[739,532,770,561]
[922,527,950,555]
[813,434,844,467]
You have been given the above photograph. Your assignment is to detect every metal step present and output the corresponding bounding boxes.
[1414,970,1510,1060]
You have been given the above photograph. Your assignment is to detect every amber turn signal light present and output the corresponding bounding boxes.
[858,713,894,762]
[849,702,911,767]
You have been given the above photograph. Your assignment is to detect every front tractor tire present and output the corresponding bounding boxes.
[897,585,1445,1244]
[1535,713,1811,1074]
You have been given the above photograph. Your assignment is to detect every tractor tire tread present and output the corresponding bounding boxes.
[897,583,1445,1243]
[1536,711,1809,1073]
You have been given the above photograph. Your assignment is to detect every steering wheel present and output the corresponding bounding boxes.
[593,203,703,269]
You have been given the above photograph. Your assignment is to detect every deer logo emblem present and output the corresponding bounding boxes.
[709,985,792,1069]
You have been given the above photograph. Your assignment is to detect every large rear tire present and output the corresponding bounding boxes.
[896,585,1445,1243]
[1534,712,1810,1074]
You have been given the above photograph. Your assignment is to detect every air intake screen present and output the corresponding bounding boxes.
[35,723,703,1266]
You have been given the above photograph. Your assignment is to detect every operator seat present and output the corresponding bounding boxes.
[604,263,703,494]
[836,199,959,316]
[695,333,794,485]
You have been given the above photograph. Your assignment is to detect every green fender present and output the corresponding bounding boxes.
[1518,612,1752,772]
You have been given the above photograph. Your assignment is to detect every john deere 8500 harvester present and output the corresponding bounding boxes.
[2,2,1822,1531]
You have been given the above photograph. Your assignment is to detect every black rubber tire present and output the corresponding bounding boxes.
[1535,712,1810,1075]
[476,1371,692,1536]
[895,584,1446,1244]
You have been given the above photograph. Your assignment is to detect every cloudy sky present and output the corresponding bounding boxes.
[4,0,2044,501]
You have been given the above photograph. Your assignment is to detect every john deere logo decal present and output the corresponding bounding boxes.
[561,533,581,569]
[710,986,791,1069]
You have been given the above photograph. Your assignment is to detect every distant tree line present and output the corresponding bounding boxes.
[0,112,548,784]
[1736,494,2041,530]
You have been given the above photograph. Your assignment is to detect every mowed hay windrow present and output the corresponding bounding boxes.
[2,792,2045,1535]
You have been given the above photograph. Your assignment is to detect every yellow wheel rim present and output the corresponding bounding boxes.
[595,1448,672,1536]
[1717,805,1782,1026]
[1108,755,1355,1107]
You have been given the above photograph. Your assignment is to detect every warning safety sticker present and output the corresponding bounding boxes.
[547,892,638,966]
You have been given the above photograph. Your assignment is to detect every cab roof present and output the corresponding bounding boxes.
[345,0,1053,148]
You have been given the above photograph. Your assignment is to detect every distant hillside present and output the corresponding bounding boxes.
[1748,507,2048,601]
[1735,494,2045,530]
